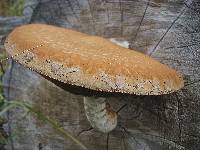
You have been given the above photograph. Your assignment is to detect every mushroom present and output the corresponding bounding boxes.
[4,24,184,133]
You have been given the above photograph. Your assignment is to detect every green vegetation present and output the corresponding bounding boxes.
[0,97,88,150]
[0,0,25,16]
[0,48,8,149]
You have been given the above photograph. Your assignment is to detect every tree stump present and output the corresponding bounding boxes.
[3,0,200,149]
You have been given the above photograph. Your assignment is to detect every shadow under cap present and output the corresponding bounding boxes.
[42,74,130,97]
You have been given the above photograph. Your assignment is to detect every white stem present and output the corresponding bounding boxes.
[83,96,117,133]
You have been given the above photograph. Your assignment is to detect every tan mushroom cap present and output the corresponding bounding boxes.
[5,24,184,95]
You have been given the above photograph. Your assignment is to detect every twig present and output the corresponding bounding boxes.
[116,104,127,114]
[106,133,109,150]
[132,0,150,43]
[77,127,93,137]
[148,7,187,56]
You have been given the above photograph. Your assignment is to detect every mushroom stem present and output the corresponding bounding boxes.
[83,96,117,133]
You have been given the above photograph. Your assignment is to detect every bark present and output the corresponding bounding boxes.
[2,0,200,149]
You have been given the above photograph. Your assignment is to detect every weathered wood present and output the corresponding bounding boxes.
[2,0,200,149]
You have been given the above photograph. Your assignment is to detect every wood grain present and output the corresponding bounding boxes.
[2,0,200,149]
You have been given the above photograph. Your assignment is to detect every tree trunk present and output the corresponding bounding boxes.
[2,0,200,149]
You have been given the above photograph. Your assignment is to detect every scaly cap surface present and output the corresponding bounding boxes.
[5,24,184,95]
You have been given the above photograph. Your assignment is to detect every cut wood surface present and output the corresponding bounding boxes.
[2,0,200,149]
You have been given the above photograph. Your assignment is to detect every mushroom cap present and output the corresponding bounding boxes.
[5,24,184,95]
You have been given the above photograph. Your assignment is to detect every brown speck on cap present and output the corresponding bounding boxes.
[5,24,184,95]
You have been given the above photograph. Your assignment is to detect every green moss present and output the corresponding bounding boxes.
[0,0,25,16]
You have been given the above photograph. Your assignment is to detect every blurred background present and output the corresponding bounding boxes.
[0,0,200,150]
[0,0,24,16]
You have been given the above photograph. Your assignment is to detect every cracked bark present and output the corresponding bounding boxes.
[1,0,200,149]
